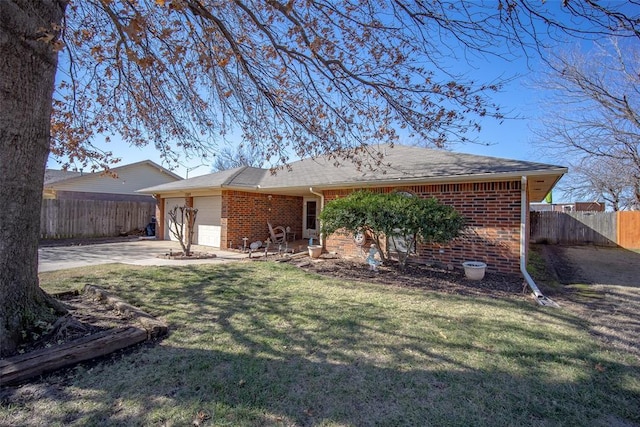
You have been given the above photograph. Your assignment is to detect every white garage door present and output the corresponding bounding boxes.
[193,196,222,247]
[164,198,186,242]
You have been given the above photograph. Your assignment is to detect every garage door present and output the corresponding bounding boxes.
[164,198,185,242]
[193,196,222,247]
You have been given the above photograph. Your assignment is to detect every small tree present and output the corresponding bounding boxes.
[320,191,466,270]
[167,205,198,256]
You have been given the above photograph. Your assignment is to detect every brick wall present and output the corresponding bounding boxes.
[222,190,303,250]
[323,181,524,274]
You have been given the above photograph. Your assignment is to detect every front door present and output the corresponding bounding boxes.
[303,198,319,239]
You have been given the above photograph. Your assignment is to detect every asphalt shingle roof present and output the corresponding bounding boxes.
[44,169,83,185]
[138,144,566,194]
[45,160,182,186]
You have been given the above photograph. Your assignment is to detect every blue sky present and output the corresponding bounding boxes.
[79,75,545,176]
[46,2,611,201]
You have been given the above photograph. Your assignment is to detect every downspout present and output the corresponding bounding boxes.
[521,176,558,307]
[153,193,163,240]
[309,187,324,245]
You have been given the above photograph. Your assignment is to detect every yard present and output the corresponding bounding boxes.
[1,260,639,426]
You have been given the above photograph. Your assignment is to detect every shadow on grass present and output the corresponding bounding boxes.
[3,345,637,426]
[531,245,640,360]
[7,262,638,426]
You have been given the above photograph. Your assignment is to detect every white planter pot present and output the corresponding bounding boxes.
[308,245,322,258]
[462,261,487,280]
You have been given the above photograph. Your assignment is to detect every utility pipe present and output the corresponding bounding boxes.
[309,187,324,245]
[520,176,552,304]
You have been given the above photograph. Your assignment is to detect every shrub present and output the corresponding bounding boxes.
[320,191,465,269]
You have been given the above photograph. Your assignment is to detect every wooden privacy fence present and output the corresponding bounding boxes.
[530,211,640,248]
[41,199,156,239]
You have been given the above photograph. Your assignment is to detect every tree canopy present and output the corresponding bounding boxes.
[49,0,640,171]
[211,144,263,172]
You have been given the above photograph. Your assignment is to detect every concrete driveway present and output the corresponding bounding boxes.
[38,239,248,272]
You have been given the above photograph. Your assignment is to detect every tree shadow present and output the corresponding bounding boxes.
[545,245,640,288]
[2,343,636,426]
[10,347,638,426]
[4,263,638,426]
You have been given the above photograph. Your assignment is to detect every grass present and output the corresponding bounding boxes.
[2,262,639,426]
[527,246,564,294]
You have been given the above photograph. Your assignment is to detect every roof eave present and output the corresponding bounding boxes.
[138,168,567,196]
[256,168,568,192]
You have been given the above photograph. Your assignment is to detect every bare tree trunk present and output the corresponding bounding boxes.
[0,0,67,356]
[167,206,198,256]
[391,233,416,271]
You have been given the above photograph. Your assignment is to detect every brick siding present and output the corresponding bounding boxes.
[323,181,524,274]
[222,190,303,250]
[155,180,526,274]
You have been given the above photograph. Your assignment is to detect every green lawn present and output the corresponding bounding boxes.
[2,262,639,426]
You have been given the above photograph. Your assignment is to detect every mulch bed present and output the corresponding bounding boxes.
[1,287,167,385]
[158,251,217,260]
[295,257,530,300]
[12,290,133,357]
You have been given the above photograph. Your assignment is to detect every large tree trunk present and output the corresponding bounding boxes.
[0,0,67,357]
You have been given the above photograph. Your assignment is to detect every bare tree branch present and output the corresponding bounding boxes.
[534,38,640,210]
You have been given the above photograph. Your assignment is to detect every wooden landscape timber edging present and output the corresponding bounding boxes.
[0,327,147,386]
[0,286,167,386]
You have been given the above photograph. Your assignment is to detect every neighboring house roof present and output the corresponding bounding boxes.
[44,160,183,197]
[44,169,83,184]
[45,160,182,185]
[531,201,606,212]
[138,165,259,192]
[139,144,567,202]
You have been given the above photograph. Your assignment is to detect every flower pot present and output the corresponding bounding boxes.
[308,245,322,258]
[462,261,487,280]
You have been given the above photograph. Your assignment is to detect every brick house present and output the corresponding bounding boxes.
[139,145,566,274]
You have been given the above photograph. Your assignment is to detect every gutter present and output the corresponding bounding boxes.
[309,187,325,245]
[521,176,559,308]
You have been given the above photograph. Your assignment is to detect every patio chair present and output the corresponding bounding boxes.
[268,222,286,244]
